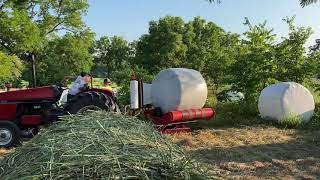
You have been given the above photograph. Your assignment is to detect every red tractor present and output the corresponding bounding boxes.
[0,86,119,147]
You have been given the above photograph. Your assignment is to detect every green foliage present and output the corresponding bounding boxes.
[230,17,315,101]
[203,100,320,131]
[230,20,277,101]
[34,30,95,86]
[135,16,187,73]
[94,36,130,77]
[204,102,261,128]
[206,0,221,3]
[274,17,314,83]
[304,103,320,130]
[111,63,154,108]
[277,117,304,129]
[0,9,42,54]
[0,0,89,54]
[0,0,92,86]
[206,0,320,7]
[201,101,320,131]
[135,16,239,92]
[0,51,23,88]
[306,46,320,85]
[95,16,318,110]
[300,0,320,7]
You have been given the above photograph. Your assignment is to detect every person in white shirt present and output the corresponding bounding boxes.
[67,72,91,102]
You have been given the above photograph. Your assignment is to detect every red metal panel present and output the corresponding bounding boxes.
[20,115,43,125]
[169,108,215,122]
[145,108,215,126]
[0,86,55,101]
[0,104,17,121]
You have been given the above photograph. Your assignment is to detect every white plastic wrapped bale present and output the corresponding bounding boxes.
[258,82,315,122]
[151,68,207,114]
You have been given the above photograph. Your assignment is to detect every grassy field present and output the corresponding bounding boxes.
[170,126,320,179]
[166,101,320,179]
[0,93,319,179]
[1,123,319,179]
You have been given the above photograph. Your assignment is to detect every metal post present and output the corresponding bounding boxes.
[31,53,37,88]
[90,75,93,89]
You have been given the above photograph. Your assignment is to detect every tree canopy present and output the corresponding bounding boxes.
[0,52,23,88]
[0,0,94,86]
[0,1,318,105]
[300,0,319,7]
[94,36,130,77]
[206,0,320,7]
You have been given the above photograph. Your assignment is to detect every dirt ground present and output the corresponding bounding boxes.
[170,126,320,179]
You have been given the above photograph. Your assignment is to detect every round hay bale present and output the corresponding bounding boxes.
[151,68,207,113]
[258,82,315,122]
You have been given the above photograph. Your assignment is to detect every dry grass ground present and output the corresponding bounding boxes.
[0,123,319,179]
[0,149,12,159]
[170,126,320,179]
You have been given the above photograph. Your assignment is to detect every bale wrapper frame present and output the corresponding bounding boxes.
[0,69,215,147]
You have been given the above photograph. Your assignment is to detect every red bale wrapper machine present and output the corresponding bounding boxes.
[0,68,215,147]
[130,68,215,133]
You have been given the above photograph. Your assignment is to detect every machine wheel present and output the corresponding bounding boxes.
[66,91,120,114]
[0,121,20,148]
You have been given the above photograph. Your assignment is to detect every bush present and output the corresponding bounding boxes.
[277,117,304,129]
[0,52,24,88]
[304,103,320,130]
[204,101,261,127]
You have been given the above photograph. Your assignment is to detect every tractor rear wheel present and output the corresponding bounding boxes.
[0,121,20,148]
[65,91,120,114]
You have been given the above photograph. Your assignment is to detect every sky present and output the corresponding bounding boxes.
[83,0,320,48]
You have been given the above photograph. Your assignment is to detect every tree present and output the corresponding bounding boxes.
[230,18,316,101]
[0,0,91,86]
[0,51,23,88]
[135,16,187,73]
[274,17,313,83]
[135,16,239,90]
[206,0,319,7]
[230,20,277,101]
[300,0,319,7]
[182,17,240,89]
[35,30,95,86]
[94,36,130,77]
[207,0,221,3]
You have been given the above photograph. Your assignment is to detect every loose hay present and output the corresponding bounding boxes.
[0,112,209,179]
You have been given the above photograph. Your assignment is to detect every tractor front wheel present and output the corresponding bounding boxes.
[65,91,120,114]
[0,121,20,148]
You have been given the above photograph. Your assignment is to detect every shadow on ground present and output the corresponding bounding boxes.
[172,127,320,179]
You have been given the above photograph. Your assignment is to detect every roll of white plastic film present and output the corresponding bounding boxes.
[130,80,139,109]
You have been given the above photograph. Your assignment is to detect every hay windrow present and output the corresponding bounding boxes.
[0,112,210,179]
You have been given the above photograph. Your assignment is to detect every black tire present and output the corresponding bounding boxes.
[0,121,20,148]
[65,91,120,114]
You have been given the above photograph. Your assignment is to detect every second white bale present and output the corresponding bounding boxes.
[151,68,208,114]
[258,82,315,123]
